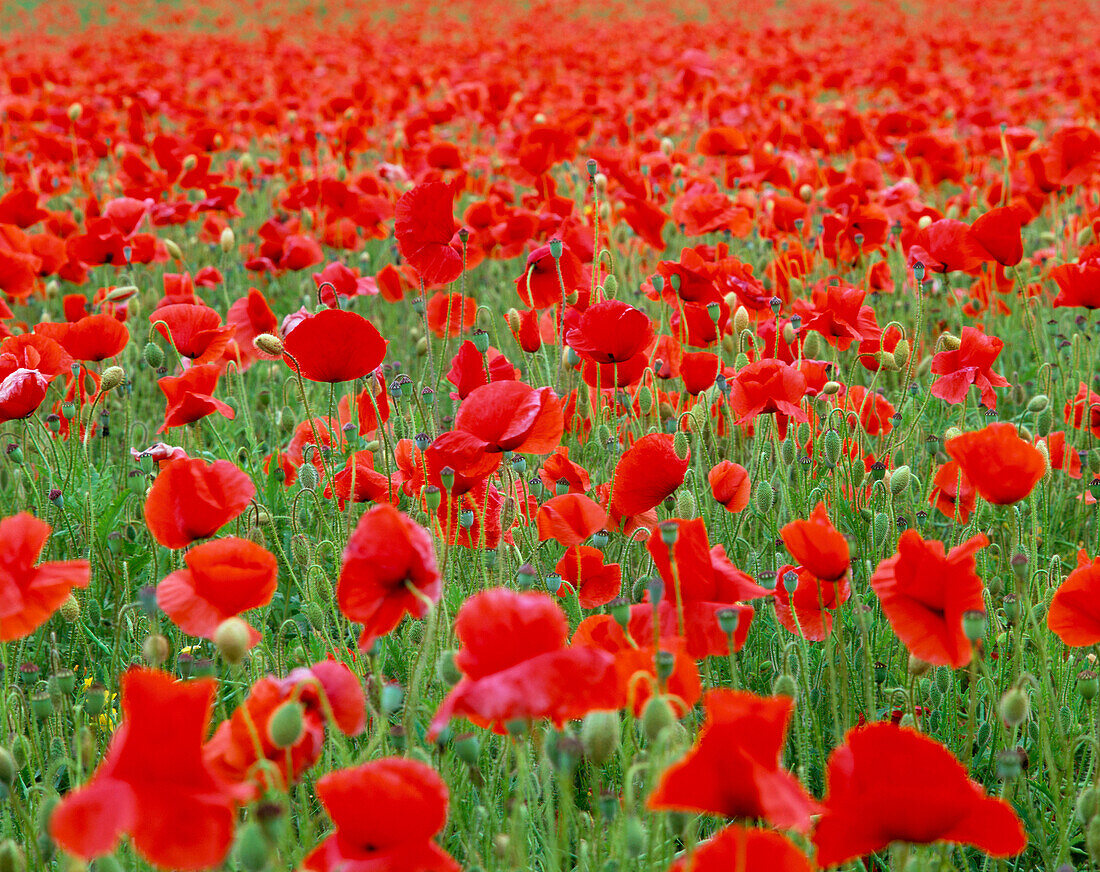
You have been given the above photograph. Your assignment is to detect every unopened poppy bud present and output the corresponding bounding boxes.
[1035,407,1052,436]
[268,700,305,748]
[1079,786,1100,824]
[234,821,271,872]
[732,305,750,336]
[504,308,520,332]
[66,101,83,121]
[734,351,750,369]
[0,840,25,872]
[1089,816,1100,867]
[219,226,235,252]
[142,633,169,666]
[163,238,183,260]
[752,480,774,513]
[772,673,797,699]
[673,430,690,460]
[1079,670,1100,701]
[580,711,620,765]
[961,609,987,642]
[1036,439,1050,475]
[254,333,284,356]
[891,338,910,369]
[638,386,654,414]
[1026,394,1049,414]
[999,686,1029,726]
[297,463,319,492]
[782,320,797,345]
[941,332,961,351]
[908,654,931,677]
[889,465,911,496]
[437,650,462,686]
[603,274,618,296]
[674,489,696,518]
[872,512,890,545]
[624,816,646,858]
[798,183,814,202]
[779,439,796,465]
[0,748,14,786]
[143,341,164,368]
[214,617,251,665]
[453,732,480,765]
[99,365,125,393]
[821,380,841,396]
[876,350,900,371]
[943,425,962,442]
[641,694,676,742]
[823,429,842,464]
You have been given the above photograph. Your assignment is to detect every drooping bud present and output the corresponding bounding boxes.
[580,711,620,765]
[219,226,236,253]
[214,617,251,665]
[889,465,911,496]
[941,332,961,351]
[999,687,1030,727]
[163,238,184,260]
[641,695,676,742]
[254,333,285,356]
[268,701,305,748]
[99,366,126,393]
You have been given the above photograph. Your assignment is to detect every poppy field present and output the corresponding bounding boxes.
[3,0,1100,868]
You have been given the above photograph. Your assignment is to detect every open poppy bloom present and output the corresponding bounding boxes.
[157,363,235,431]
[283,307,387,383]
[1051,253,1100,309]
[708,461,751,512]
[0,361,48,423]
[929,460,977,523]
[1047,549,1100,646]
[205,659,365,794]
[36,313,130,362]
[572,614,700,716]
[156,537,277,647]
[812,723,1027,866]
[50,668,246,870]
[773,564,851,640]
[729,358,808,438]
[669,825,813,872]
[648,689,819,832]
[944,423,1045,505]
[303,758,459,872]
[337,504,441,648]
[970,204,1025,267]
[565,299,655,388]
[610,433,690,518]
[536,493,606,547]
[394,180,465,287]
[870,530,989,667]
[515,241,585,309]
[781,502,850,583]
[1064,381,1100,439]
[631,518,765,657]
[143,457,256,548]
[0,513,90,641]
[930,326,1009,409]
[149,303,233,364]
[445,339,516,399]
[554,546,621,608]
[436,380,564,460]
[428,588,616,740]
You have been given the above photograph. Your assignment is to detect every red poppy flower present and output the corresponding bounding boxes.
[1047,549,1100,646]
[680,351,722,395]
[224,287,279,371]
[537,493,606,547]
[572,615,700,716]
[565,299,655,388]
[36,314,129,362]
[540,446,591,494]
[1051,254,1100,309]
[729,358,808,438]
[1064,381,1100,438]
[781,502,850,583]
[632,518,766,658]
[143,457,256,548]
[812,724,1027,866]
[303,758,459,872]
[0,363,48,423]
[792,279,880,351]
[669,825,812,872]
[834,384,895,437]
[930,326,1009,409]
[444,380,564,456]
[708,461,750,513]
[697,126,749,157]
[157,363,235,432]
[331,450,398,506]
[283,308,387,383]
[970,205,1025,267]
[944,423,1045,505]
[870,531,989,667]
[0,513,90,641]
[515,242,585,309]
[428,588,616,739]
[205,660,365,793]
[909,219,989,274]
[610,433,690,518]
[149,304,232,364]
[337,504,441,648]
[773,564,851,640]
[50,668,246,870]
[426,292,477,337]
[929,460,977,523]
[394,181,465,286]
[0,332,73,381]
[648,689,819,832]
[156,537,277,647]
[445,339,516,400]
[555,546,621,608]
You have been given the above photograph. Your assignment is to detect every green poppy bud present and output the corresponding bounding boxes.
[268,701,305,748]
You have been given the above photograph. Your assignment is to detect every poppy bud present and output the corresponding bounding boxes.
[905,654,930,677]
[453,732,480,765]
[752,480,774,513]
[734,351,750,370]
[871,511,890,546]
[268,700,305,748]
[889,465,911,496]
[941,332,961,351]
[999,687,1029,726]
[142,634,169,666]
[437,650,462,686]
[1079,670,1099,701]
[1035,439,1050,475]
[767,674,797,702]
[0,748,14,786]
[889,338,910,370]
[234,821,270,872]
[254,333,284,356]
[579,711,619,765]
[214,617,252,665]
[1026,394,1049,414]
[1035,407,1052,436]
[823,428,842,464]
[674,489,696,518]
[219,226,236,253]
[163,238,183,260]
[821,380,841,396]
[961,609,987,642]
[1079,786,1100,824]
[99,365,125,393]
[297,463,319,492]
[624,816,646,858]
[641,694,677,742]
[1089,816,1100,867]
[602,273,619,297]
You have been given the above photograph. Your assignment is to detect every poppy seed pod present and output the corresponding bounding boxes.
[1078,670,1099,701]
[254,333,284,356]
[961,609,987,642]
[268,700,305,748]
